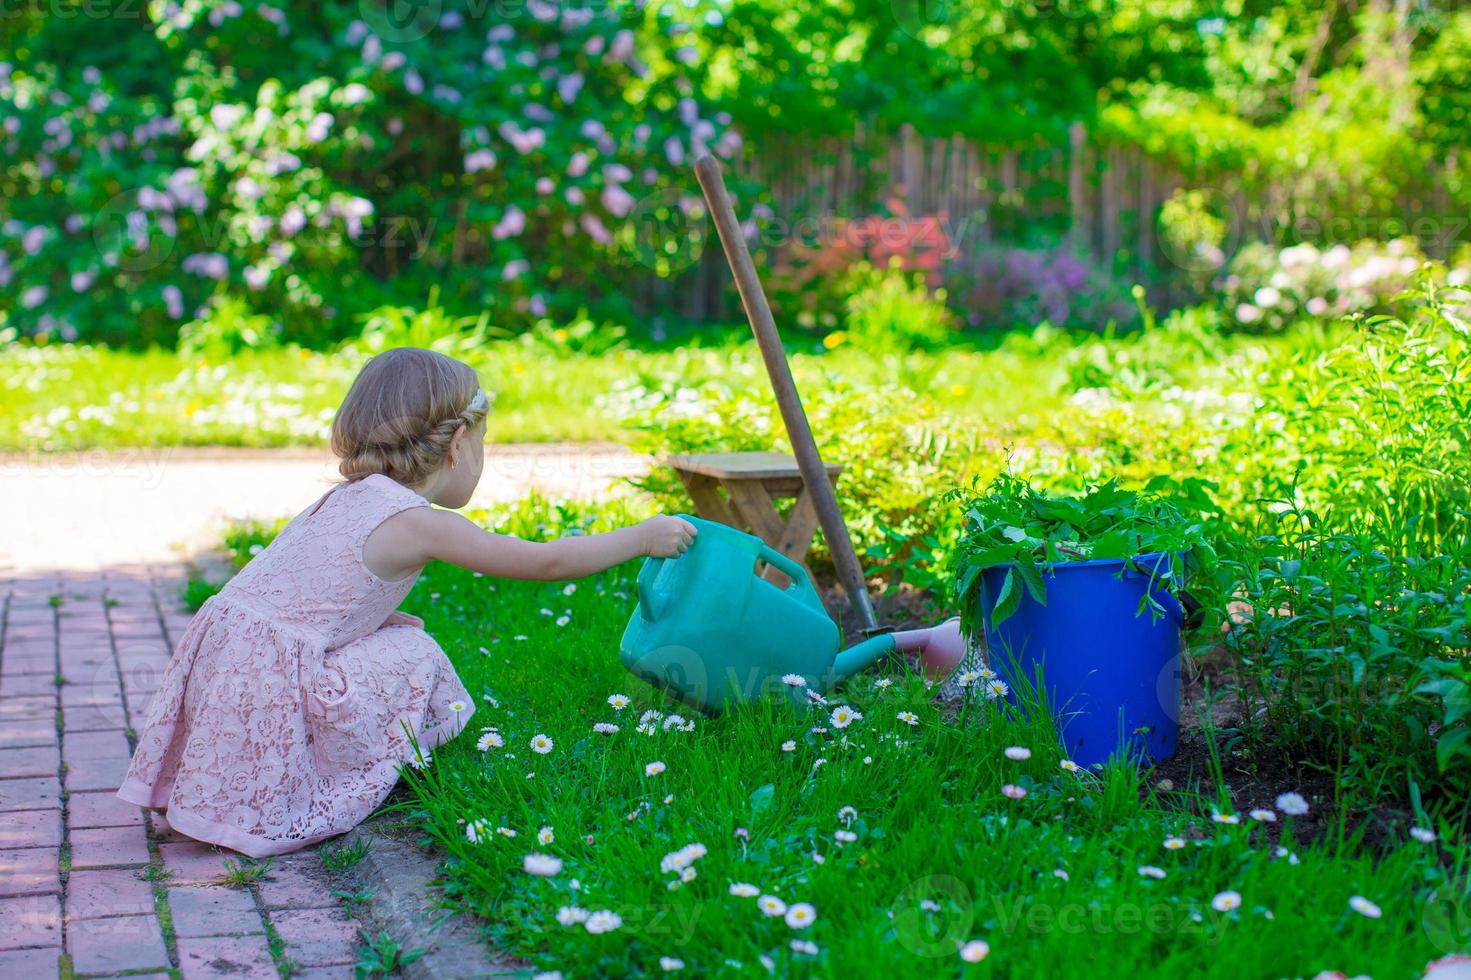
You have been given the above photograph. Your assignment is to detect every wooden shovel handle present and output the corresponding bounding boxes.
[692,156,878,632]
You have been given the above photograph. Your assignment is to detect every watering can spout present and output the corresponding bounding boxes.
[831,634,897,684]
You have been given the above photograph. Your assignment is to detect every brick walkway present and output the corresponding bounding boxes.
[0,566,368,978]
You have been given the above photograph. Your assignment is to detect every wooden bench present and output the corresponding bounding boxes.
[666,451,842,582]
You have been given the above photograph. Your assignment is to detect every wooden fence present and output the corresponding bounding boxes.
[632,122,1465,323]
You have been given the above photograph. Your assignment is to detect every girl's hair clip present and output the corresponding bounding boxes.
[467,388,489,415]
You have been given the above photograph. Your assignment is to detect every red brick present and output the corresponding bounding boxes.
[62,703,129,733]
[65,868,156,919]
[0,947,62,976]
[159,841,230,885]
[65,755,132,793]
[0,720,56,750]
[63,729,131,762]
[168,885,264,938]
[0,746,58,779]
[67,914,168,973]
[0,808,61,848]
[270,907,358,967]
[0,777,61,813]
[0,675,55,698]
[177,934,276,979]
[256,865,340,910]
[69,825,152,869]
[68,790,145,829]
[0,697,55,722]
[0,845,58,897]
[0,894,61,949]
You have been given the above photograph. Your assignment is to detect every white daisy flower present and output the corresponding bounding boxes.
[873,677,893,690]
[959,940,990,962]
[781,740,797,752]
[1059,759,1079,772]
[608,694,630,710]
[645,760,666,776]
[659,957,684,972]
[729,882,760,897]
[555,615,570,627]
[1348,895,1381,919]
[524,853,563,876]
[465,818,490,843]
[1053,869,1069,881]
[984,679,1009,700]
[637,723,657,735]
[956,670,981,687]
[789,939,818,956]
[1137,865,1166,879]
[897,711,919,726]
[834,830,856,844]
[497,826,516,838]
[1163,837,1186,850]
[1211,810,1240,825]
[805,688,827,705]
[1211,890,1242,912]
[811,758,827,771]
[757,895,787,917]
[476,731,504,752]
[1411,827,1436,844]
[1001,784,1026,799]
[1274,846,1301,865]
[640,709,663,724]
[829,706,861,728]
[563,583,577,595]
[781,673,806,687]
[1004,746,1031,760]
[556,906,589,926]
[1249,809,1276,822]
[680,866,697,882]
[978,667,997,681]
[538,826,554,845]
[593,722,619,735]
[449,700,468,713]
[1276,792,1309,816]
[837,805,857,825]
[784,902,816,929]
[584,910,622,934]
[530,734,553,754]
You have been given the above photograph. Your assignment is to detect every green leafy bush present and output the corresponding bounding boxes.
[944,474,1216,633]
[1220,516,1471,808]
[836,260,955,352]
[0,3,734,346]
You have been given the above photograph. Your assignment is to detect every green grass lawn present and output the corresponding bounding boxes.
[203,500,1464,979]
[0,318,1264,453]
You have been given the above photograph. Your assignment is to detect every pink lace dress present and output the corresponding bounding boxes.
[118,473,473,857]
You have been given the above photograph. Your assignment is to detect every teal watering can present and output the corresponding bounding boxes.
[619,516,896,713]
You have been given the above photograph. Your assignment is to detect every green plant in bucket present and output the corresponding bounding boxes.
[944,474,1217,633]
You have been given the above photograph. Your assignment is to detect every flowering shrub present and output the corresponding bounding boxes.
[958,243,1139,332]
[0,2,735,346]
[1217,238,1446,333]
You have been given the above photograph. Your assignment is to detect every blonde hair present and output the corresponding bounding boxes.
[331,347,488,487]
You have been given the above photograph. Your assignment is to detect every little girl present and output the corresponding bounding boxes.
[118,347,695,857]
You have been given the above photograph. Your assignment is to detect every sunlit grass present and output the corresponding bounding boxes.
[341,498,1464,979]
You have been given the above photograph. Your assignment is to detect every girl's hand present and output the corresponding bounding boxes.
[639,515,698,558]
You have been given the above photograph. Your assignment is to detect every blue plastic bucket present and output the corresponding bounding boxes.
[979,552,1182,767]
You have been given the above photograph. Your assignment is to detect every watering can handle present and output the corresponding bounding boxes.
[758,545,826,610]
[636,557,672,621]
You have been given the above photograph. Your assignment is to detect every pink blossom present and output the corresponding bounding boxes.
[566,152,590,178]
[580,213,612,245]
[464,149,496,174]
[602,185,636,218]
[1001,784,1027,799]
[493,206,526,240]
